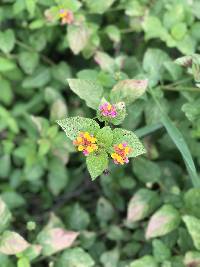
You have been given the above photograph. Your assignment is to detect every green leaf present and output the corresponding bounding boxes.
[0,57,16,72]
[55,247,95,267]
[100,248,119,267]
[146,205,181,239]
[22,67,51,88]
[25,0,37,16]
[17,257,30,267]
[56,116,100,140]
[67,203,90,231]
[127,189,160,223]
[112,128,146,158]
[67,24,89,55]
[0,30,15,54]
[55,0,81,11]
[0,198,12,234]
[105,25,121,43]
[0,79,13,105]
[96,127,113,150]
[143,49,170,86]
[133,158,161,183]
[67,79,103,109]
[152,239,171,263]
[143,16,167,41]
[22,245,42,261]
[150,89,200,188]
[48,157,68,196]
[96,197,114,223]
[129,255,158,267]
[183,215,200,250]
[182,98,200,122]
[110,79,148,105]
[85,0,116,14]
[184,189,200,219]
[18,52,39,74]
[171,23,187,41]
[0,231,30,255]
[52,61,72,84]
[86,151,108,180]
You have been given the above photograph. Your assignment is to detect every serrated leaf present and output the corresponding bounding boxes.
[68,79,103,109]
[37,227,79,256]
[0,231,30,255]
[96,127,113,149]
[67,24,89,55]
[183,215,200,250]
[112,128,146,158]
[146,205,181,239]
[110,79,148,105]
[56,116,100,140]
[86,151,108,180]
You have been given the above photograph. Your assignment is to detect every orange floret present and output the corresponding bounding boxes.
[73,132,98,156]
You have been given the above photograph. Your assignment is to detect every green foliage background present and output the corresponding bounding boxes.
[0,0,200,266]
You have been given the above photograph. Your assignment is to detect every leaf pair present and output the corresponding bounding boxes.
[57,117,146,180]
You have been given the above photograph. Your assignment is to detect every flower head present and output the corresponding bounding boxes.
[111,142,132,165]
[59,9,74,25]
[99,102,117,118]
[73,132,98,156]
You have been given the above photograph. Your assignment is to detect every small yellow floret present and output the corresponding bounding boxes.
[78,145,84,151]
[118,144,123,149]
[111,153,117,159]
[92,144,98,150]
[125,147,130,153]
[84,132,90,138]
[107,104,112,110]
[87,146,94,153]
[90,137,97,143]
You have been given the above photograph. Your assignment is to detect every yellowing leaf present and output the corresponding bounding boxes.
[0,231,30,255]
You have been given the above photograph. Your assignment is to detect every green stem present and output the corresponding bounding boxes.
[16,39,55,66]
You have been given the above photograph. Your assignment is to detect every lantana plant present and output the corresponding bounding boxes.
[57,78,148,180]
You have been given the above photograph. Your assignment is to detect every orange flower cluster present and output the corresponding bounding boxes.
[59,9,74,25]
[73,132,98,156]
[111,142,132,165]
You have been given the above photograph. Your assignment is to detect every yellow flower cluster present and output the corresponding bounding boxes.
[111,142,131,165]
[73,132,98,156]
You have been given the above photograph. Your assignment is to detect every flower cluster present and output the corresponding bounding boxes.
[73,132,98,156]
[99,102,117,118]
[59,9,74,25]
[111,142,132,165]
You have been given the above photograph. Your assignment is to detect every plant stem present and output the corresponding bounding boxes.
[16,39,55,66]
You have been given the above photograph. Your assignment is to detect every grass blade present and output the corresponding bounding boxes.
[150,90,200,188]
